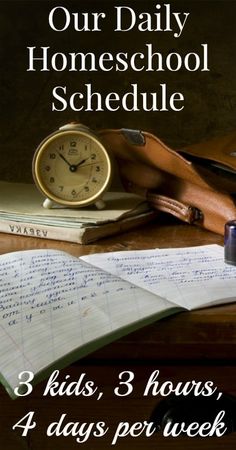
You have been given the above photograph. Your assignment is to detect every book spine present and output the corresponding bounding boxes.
[0,212,156,244]
[0,220,83,243]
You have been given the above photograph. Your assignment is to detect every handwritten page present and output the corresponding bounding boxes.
[82,244,236,310]
[0,249,178,394]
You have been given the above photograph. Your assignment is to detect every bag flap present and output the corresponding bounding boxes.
[99,128,210,189]
[98,128,236,235]
[181,131,236,171]
[99,128,236,194]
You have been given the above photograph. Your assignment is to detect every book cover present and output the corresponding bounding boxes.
[0,181,156,243]
[0,0,236,448]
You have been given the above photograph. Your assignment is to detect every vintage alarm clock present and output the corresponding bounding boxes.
[32,123,112,209]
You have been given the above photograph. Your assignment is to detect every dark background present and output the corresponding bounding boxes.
[1,0,236,182]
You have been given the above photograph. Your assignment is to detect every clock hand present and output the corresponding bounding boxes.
[58,153,93,171]
[58,152,79,172]
[74,157,91,168]
[68,157,91,172]
[76,161,101,168]
[58,152,71,167]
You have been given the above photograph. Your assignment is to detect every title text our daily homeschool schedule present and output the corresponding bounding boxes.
[27,3,209,112]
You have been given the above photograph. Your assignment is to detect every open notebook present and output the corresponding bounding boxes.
[0,244,235,398]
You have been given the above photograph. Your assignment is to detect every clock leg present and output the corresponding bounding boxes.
[95,199,106,210]
[43,198,54,209]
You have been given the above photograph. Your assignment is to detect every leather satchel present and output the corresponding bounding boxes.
[99,128,236,235]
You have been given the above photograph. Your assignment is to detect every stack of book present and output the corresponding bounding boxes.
[0,181,156,243]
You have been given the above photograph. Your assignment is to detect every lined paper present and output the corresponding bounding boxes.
[1,244,235,394]
[0,249,177,394]
[82,245,236,309]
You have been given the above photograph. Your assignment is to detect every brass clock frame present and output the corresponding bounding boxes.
[32,126,112,208]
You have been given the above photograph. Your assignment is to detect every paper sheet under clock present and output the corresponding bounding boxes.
[0,181,150,227]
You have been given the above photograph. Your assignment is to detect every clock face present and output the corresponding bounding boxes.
[33,130,111,206]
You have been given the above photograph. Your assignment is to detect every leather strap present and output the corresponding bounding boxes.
[147,193,203,224]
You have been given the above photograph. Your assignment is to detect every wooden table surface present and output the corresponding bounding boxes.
[0,214,224,256]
